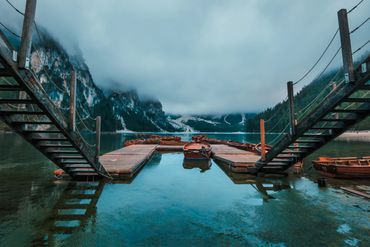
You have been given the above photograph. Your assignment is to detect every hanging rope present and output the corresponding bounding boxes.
[293,29,339,85]
[350,16,370,34]
[348,0,366,14]
[353,39,370,55]
[0,21,20,38]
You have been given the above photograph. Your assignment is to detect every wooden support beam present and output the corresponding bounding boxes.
[69,70,76,131]
[287,81,296,136]
[337,9,354,83]
[18,0,37,68]
[260,119,266,161]
[95,116,101,163]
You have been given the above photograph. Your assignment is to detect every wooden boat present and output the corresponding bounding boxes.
[313,156,370,178]
[183,142,212,160]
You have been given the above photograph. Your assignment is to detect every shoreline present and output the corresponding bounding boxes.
[1,129,370,141]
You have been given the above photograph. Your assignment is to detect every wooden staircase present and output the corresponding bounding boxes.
[0,33,110,179]
[256,55,370,173]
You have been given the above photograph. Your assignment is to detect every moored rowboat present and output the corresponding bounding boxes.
[313,156,370,178]
[183,142,212,160]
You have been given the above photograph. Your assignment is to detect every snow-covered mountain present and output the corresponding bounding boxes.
[4,29,255,133]
[167,113,256,132]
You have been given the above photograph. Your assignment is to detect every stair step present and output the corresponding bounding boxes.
[72,172,99,177]
[332,109,369,114]
[0,85,23,91]
[38,144,73,148]
[31,137,68,141]
[46,150,79,154]
[64,164,91,168]
[260,166,287,171]
[12,121,54,125]
[50,226,75,234]
[295,139,322,144]
[69,168,96,173]
[302,133,332,137]
[320,118,356,122]
[64,194,95,199]
[55,214,86,221]
[267,162,291,167]
[55,204,90,210]
[310,126,343,130]
[0,110,44,115]
[282,150,306,154]
[0,99,34,104]
[22,130,61,134]
[54,155,84,160]
[342,98,370,103]
[289,144,313,149]
[60,161,89,165]
[277,154,300,158]
[271,158,293,162]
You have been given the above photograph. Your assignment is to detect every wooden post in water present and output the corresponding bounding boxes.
[260,119,266,161]
[287,81,296,136]
[95,116,101,163]
[337,9,354,83]
[69,70,76,131]
[18,0,37,69]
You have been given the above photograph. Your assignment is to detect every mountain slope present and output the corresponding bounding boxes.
[246,55,370,132]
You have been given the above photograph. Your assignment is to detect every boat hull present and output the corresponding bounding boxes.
[313,157,370,178]
[183,142,212,160]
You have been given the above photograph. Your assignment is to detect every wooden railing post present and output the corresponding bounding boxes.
[260,119,266,161]
[95,116,101,163]
[337,9,355,83]
[287,81,296,136]
[18,0,37,69]
[69,70,76,131]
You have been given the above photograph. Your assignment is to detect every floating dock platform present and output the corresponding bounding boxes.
[100,144,157,179]
[99,144,261,180]
[211,144,260,173]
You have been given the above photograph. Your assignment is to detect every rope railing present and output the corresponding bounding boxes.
[267,124,290,145]
[293,29,339,85]
[348,0,366,14]
[353,39,370,55]
[296,70,344,121]
[350,16,370,34]
[0,21,21,38]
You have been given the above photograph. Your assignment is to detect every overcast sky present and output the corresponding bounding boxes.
[2,0,369,114]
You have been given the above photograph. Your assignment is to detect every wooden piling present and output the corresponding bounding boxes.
[337,9,354,83]
[287,81,296,136]
[18,0,37,69]
[95,116,101,163]
[260,119,266,161]
[69,70,76,131]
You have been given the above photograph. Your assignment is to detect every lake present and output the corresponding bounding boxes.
[0,132,369,246]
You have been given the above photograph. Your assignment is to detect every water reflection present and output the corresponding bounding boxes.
[182,159,212,173]
[214,160,291,201]
[33,181,105,245]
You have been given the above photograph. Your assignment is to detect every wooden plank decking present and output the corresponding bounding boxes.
[100,144,157,179]
[211,144,260,173]
[99,143,262,180]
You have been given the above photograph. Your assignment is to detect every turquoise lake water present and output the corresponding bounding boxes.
[0,132,369,246]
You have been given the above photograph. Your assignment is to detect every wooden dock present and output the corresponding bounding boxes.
[100,144,157,179]
[99,144,264,180]
[211,144,260,173]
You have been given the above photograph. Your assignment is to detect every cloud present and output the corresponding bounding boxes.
[2,0,369,114]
